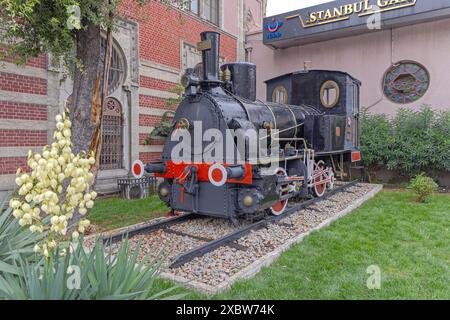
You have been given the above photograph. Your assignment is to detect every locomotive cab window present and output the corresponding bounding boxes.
[272,86,288,104]
[320,80,340,108]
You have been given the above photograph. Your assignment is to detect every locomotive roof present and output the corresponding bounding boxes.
[265,70,362,86]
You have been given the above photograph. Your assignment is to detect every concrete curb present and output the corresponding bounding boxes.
[160,184,384,295]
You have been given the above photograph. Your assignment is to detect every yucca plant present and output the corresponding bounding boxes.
[0,193,45,276]
[0,238,185,300]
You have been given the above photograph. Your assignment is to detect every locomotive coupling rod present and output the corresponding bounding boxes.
[103,213,197,245]
[273,180,359,223]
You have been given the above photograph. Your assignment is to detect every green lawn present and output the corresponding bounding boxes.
[88,195,167,231]
[158,190,450,300]
[88,190,449,299]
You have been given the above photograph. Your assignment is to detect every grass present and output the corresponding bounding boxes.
[87,190,449,299]
[88,195,167,231]
[155,190,450,300]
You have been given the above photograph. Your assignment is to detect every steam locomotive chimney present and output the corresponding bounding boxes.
[199,31,221,85]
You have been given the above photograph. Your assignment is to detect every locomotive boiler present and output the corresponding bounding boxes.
[144,31,362,223]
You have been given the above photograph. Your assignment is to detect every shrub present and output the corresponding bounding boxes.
[145,84,183,143]
[360,108,393,169]
[0,195,45,276]
[389,106,450,175]
[0,238,184,300]
[360,106,450,177]
[408,174,438,203]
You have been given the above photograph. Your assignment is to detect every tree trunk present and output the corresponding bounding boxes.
[69,21,102,226]
[70,21,102,156]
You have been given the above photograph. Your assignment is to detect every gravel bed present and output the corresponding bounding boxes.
[94,183,379,289]
[165,183,378,287]
[169,217,253,240]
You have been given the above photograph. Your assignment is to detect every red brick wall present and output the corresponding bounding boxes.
[0,101,48,120]
[0,72,47,95]
[0,52,48,174]
[139,95,178,110]
[0,130,47,147]
[139,114,163,127]
[140,76,178,92]
[0,157,29,175]
[120,1,237,69]
[139,152,163,164]
[1,51,47,69]
[139,133,165,146]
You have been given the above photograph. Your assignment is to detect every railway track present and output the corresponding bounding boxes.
[102,180,359,269]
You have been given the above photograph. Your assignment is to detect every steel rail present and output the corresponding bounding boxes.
[102,213,197,245]
[169,180,359,268]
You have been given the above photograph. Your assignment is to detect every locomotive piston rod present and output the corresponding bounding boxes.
[145,162,166,175]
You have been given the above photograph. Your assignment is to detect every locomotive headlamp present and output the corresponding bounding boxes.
[243,196,254,207]
[158,182,171,202]
[181,68,200,89]
[160,187,169,197]
[176,118,190,130]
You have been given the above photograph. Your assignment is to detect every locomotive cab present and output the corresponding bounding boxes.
[266,70,362,174]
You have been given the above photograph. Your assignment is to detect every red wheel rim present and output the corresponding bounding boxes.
[314,174,326,197]
[270,168,289,216]
[271,200,287,214]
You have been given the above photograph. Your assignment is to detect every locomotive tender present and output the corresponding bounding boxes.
[145,31,362,222]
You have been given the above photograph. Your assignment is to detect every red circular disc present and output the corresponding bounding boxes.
[211,168,223,183]
[133,163,142,176]
[131,160,144,178]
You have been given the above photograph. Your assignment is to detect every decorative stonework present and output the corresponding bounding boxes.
[383,61,430,104]
[116,18,139,85]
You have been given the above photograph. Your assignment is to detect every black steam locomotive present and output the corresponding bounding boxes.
[145,31,361,222]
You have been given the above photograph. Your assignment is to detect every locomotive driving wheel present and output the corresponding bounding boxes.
[312,162,335,198]
[270,168,290,216]
[313,173,327,197]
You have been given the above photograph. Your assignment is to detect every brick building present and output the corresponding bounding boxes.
[0,0,267,197]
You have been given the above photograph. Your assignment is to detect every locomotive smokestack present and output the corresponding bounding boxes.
[199,31,220,84]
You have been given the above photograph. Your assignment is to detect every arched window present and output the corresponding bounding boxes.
[383,61,430,104]
[100,37,126,95]
[100,97,123,170]
[272,86,288,104]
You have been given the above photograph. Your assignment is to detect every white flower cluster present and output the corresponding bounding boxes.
[9,111,97,257]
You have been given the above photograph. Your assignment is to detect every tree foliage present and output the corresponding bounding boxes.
[0,0,188,66]
[0,0,118,66]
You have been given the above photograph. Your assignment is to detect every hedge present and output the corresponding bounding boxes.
[360,106,450,177]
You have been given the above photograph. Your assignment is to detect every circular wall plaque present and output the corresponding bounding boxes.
[383,61,430,104]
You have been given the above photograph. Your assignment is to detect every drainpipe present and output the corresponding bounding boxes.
[122,85,133,176]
